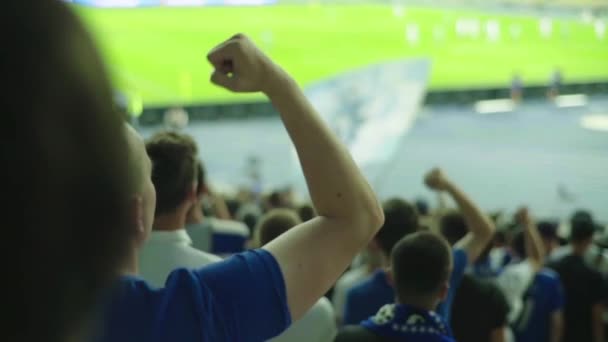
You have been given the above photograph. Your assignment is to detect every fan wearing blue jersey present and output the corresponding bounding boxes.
[426,168,496,323]
[495,208,546,326]
[336,232,457,342]
[98,34,385,342]
[510,228,565,342]
[342,169,494,327]
[342,198,420,326]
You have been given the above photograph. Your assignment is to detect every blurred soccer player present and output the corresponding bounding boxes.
[510,73,523,102]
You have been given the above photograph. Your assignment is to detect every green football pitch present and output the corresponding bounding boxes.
[77,5,608,106]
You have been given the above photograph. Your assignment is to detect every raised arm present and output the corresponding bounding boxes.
[516,207,545,271]
[207,35,384,320]
[550,310,564,342]
[424,168,494,263]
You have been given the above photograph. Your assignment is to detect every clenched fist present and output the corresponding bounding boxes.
[424,168,451,191]
[207,34,288,94]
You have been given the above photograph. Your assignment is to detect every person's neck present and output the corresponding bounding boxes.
[154,209,188,232]
[571,241,590,256]
[121,246,139,275]
[397,296,438,312]
[365,252,387,273]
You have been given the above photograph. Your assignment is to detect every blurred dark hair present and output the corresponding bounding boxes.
[512,230,526,258]
[225,198,242,218]
[2,1,133,340]
[440,211,467,246]
[297,203,316,222]
[392,232,452,300]
[268,191,283,208]
[196,159,207,195]
[146,131,198,216]
[257,209,302,245]
[494,230,509,246]
[537,220,559,240]
[414,198,429,216]
[375,198,419,256]
[570,210,596,243]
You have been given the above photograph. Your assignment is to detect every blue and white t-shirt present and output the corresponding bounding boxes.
[512,268,564,342]
[96,249,291,342]
[436,248,468,324]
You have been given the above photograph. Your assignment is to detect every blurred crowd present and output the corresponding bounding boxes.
[4,2,607,342]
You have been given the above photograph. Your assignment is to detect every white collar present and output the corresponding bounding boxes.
[147,229,192,245]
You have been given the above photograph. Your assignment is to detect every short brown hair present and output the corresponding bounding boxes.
[256,209,302,246]
[392,232,452,301]
[146,131,198,215]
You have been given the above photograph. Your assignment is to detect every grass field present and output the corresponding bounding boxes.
[77,5,608,106]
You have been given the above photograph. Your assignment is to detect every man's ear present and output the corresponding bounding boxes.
[131,195,146,245]
[385,267,394,287]
[439,281,450,301]
[187,182,198,203]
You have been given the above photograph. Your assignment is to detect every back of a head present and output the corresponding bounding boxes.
[376,198,419,256]
[511,230,526,259]
[2,1,133,340]
[146,131,198,216]
[256,209,302,246]
[391,232,452,302]
[538,220,558,241]
[440,211,468,246]
[297,203,316,222]
[570,210,596,243]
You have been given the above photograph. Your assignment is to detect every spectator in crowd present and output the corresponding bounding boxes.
[297,203,316,222]
[335,232,457,342]
[494,208,545,324]
[99,33,385,341]
[509,225,565,342]
[537,220,561,257]
[4,2,135,340]
[254,209,337,342]
[425,168,495,323]
[451,274,510,342]
[548,212,608,342]
[186,160,250,256]
[440,210,511,342]
[342,198,419,325]
[332,249,383,325]
[550,210,608,275]
[343,168,494,326]
[138,131,221,287]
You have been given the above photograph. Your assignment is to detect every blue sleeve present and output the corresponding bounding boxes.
[436,248,468,323]
[343,287,359,325]
[196,249,291,340]
[550,277,565,313]
[159,249,291,342]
